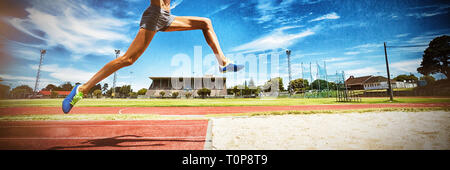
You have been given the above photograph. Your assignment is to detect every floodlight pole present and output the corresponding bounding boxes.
[112,50,120,98]
[286,49,292,96]
[384,42,394,101]
[33,49,46,98]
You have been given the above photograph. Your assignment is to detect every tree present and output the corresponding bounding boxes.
[394,74,418,82]
[263,77,284,92]
[59,82,73,91]
[129,92,138,98]
[0,84,10,99]
[102,83,109,94]
[231,86,240,96]
[420,75,436,84]
[311,79,330,90]
[93,89,102,98]
[197,88,211,98]
[89,84,102,96]
[417,35,449,78]
[242,86,251,96]
[105,88,113,97]
[159,91,166,98]
[185,92,192,99]
[277,77,284,92]
[172,92,179,98]
[43,84,57,91]
[113,87,121,97]
[11,85,33,99]
[120,85,132,98]
[288,78,309,93]
[137,88,148,95]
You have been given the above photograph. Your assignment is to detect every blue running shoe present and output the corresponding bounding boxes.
[62,84,83,114]
[219,60,244,73]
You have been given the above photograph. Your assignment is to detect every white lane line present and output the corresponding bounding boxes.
[118,108,130,114]
[203,120,213,150]
[0,136,207,140]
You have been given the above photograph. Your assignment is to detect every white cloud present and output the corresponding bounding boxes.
[408,4,449,10]
[329,61,362,67]
[5,0,132,60]
[346,67,379,77]
[406,3,450,19]
[390,59,421,73]
[291,52,328,60]
[344,51,361,55]
[395,33,410,38]
[9,47,41,61]
[0,73,52,82]
[406,34,437,44]
[344,49,374,55]
[253,0,297,24]
[386,33,441,53]
[207,3,234,17]
[30,64,95,83]
[406,11,448,19]
[324,57,352,62]
[170,0,184,9]
[350,43,384,49]
[309,12,340,22]
[0,73,57,90]
[231,25,319,53]
[329,22,367,29]
[344,43,379,56]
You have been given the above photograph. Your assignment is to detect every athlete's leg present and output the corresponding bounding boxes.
[163,16,227,66]
[78,28,157,94]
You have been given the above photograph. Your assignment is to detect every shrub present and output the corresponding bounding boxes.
[11,85,33,99]
[0,84,10,99]
[159,91,166,98]
[172,92,179,98]
[197,88,211,99]
[93,89,102,98]
[129,92,138,98]
[185,92,192,99]
[137,88,148,95]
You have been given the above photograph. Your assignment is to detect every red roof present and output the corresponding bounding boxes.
[345,76,372,85]
[346,75,396,85]
[39,91,71,96]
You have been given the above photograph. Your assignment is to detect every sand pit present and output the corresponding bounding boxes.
[211,111,450,150]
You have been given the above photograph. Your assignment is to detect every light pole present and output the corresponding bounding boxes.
[384,42,394,101]
[130,71,134,90]
[286,49,292,96]
[33,49,46,98]
[112,49,120,98]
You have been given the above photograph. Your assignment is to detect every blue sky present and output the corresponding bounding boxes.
[0,0,449,91]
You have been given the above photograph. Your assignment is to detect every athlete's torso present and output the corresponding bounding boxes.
[150,0,171,12]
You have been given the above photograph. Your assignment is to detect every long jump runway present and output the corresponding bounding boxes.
[0,120,210,150]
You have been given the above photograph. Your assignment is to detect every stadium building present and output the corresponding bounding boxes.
[145,76,227,97]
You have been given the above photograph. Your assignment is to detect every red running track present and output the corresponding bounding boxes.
[0,103,449,115]
[0,120,209,150]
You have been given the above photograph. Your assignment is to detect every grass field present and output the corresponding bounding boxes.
[1,97,450,107]
[0,107,448,121]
